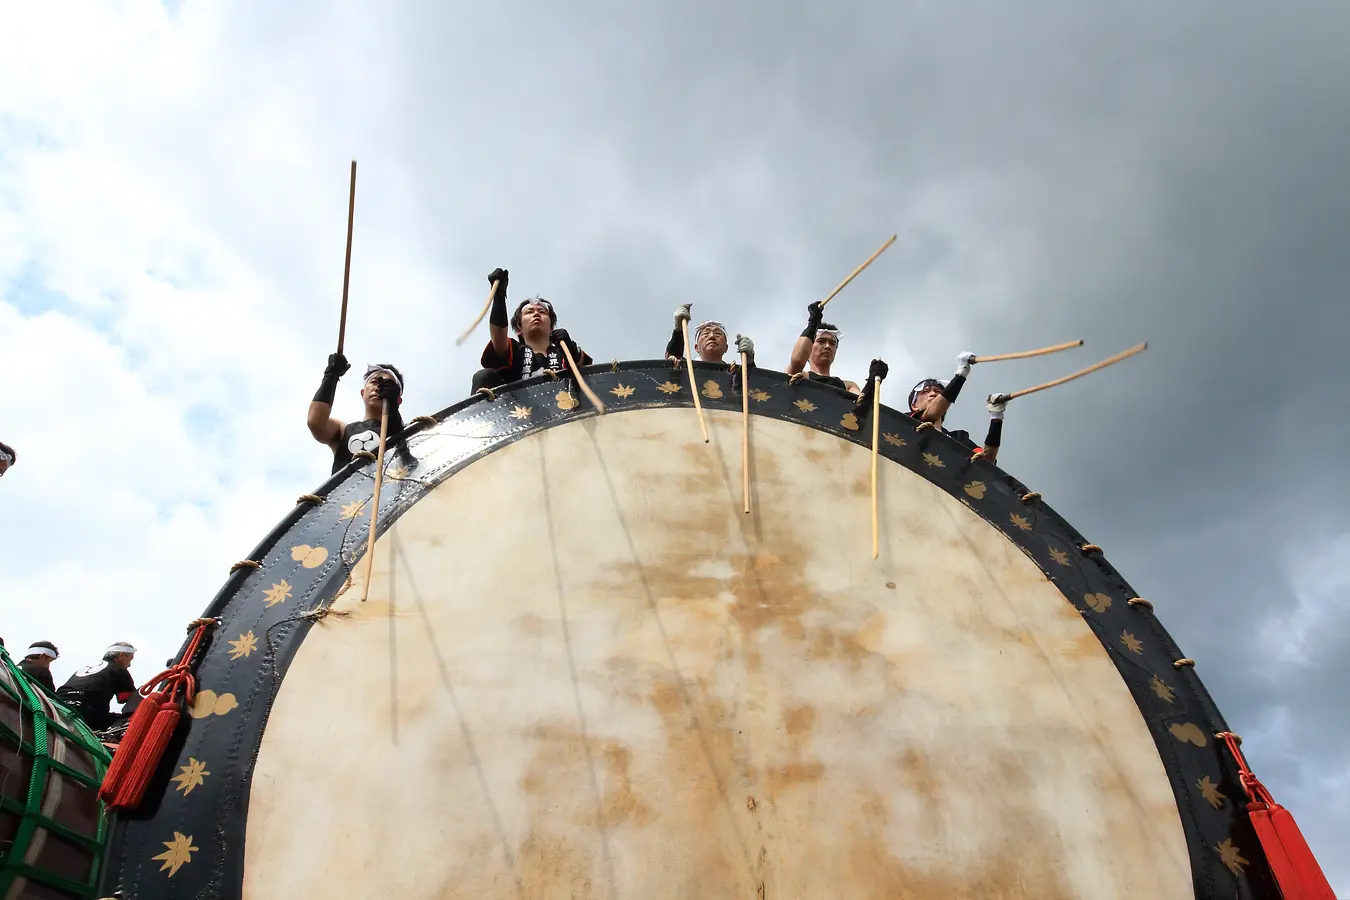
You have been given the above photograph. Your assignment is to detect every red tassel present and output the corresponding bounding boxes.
[108,701,182,810]
[1220,733,1336,900]
[97,690,166,804]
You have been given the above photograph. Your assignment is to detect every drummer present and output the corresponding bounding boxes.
[471,268,594,392]
[786,302,860,393]
[57,642,141,731]
[908,351,1011,465]
[308,357,407,474]
[665,304,755,366]
[18,641,59,693]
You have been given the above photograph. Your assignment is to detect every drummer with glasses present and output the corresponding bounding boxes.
[308,358,407,474]
[471,268,593,392]
[665,304,756,367]
[786,302,860,394]
[908,351,1012,467]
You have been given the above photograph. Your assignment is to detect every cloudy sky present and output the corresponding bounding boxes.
[2,0,1346,890]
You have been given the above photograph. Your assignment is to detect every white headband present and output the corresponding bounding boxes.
[694,320,727,341]
[815,327,841,344]
[25,645,57,659]
[0,449,11,464]
[106,643,137,655]
[364,365,403,395]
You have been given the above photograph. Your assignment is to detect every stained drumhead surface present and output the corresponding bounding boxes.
[242,408,1191,899]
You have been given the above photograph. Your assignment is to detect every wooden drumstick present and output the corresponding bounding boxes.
[559,341,606,414]
[819,234,897,308]
[681,319,709,443]
[360,398,391,603]
[456,279,502,347]
[871,378,882,560]
[740,351,750,515]
[974,339,1083,364]
[1008,343,1148,401]
[336,161,357,356]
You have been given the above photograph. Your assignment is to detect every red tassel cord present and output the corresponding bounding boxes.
[98,619,215,811]
[1219,732,1336,900]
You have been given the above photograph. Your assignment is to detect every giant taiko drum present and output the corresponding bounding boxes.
[98,361,1285,899]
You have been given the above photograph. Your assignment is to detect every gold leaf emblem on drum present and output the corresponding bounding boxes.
[555,390,579,410]
[1151,675,1175,704]
[840,412,859,431]
[1049,547,1071,566]
[1215,837,1249,875]
[750,389,770,402]
[657,381,681,394]
[702,380,723,399]
[189,690,239,719]
[1198,775,1225,809]
[263,580,292,607]
[793,399,816,413]
[1121,631,1143,654]
[228,631,257,660]
[963,480,985,498]
[340,500,366,520]
[610,384,635,399]
[1010,513,1032,531]
[1168,722,1208,747]
[290,545,328,569]
[510,405,532,420]
[923,452,944,468]
[387,464,410,480]
[152,832,198,877]
[171,758,210,796]
[883,432,906,447]
[1083,592,1111,612]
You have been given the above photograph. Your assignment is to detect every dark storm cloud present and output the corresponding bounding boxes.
[353,0,1350,882]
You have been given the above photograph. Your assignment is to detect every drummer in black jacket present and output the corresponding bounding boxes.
[786,302,860,394]
[471,268,593,392]
[908,351,1011,466]
[57,642,141,731]
[18,641,59,693]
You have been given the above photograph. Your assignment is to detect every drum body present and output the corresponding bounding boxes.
[99,362,1285,899]
[0,650,112,900]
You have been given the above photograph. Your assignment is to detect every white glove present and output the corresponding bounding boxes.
[986,392,1010,420]
[674,303,692,325]
[735,333,755,357]
[955,350,977,378]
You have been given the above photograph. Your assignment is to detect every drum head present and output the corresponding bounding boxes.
[100,364,1280,899]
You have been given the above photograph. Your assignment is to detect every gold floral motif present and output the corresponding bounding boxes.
[152,833,198,877]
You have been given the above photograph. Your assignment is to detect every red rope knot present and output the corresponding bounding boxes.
[914,421,935,433]
[1173,658,1196,669]
[1127,597,1153,610]
[296,494,324,505]
[1079,543,1102,554]
[229,559,261,573]
[1021,491,1042,504]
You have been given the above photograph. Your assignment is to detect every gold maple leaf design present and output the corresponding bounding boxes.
[152,832,198,877]
[657,381,682,394]
[171,758,210,796]
[793,399,817,413]
[1215,838,1248,876]
[923,452,944,468]
[1010,513,1032,531]
[1198,775,1225,809]
[1049,547,1071,566]
[339,499,366,520]
[882,433,906,447]
[387,464,409,480]
[262,580,292,608]
[1084,592,1112,613]
[610,384,635,399]
[1121,631,1143,654]
[1151,675,1175,704]
[227,631,257,660]
[749,390,770,402]
[509,405,532,420]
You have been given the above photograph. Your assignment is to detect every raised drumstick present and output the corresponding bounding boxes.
[1008,343,1148,400]
[819,234,897,308]
[974,339,1083,364]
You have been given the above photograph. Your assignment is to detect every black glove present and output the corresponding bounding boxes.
[314,352,350,404]
[802,301,824,340]
[551,329,582,366]
[487,268,509,291]
[375,378,401,403]
[868,359,889,382]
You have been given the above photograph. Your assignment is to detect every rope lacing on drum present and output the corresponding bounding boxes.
[351,450,377,462]
[1173,658,1195,669]
[914,421,935,433]
[229,559,261,573]
[475,386,497,402]
[1127,597,1153,611]
[296,494,324,505]
[788,372,807,385]
[411,415,437,427]
[610,358,620,373]
[1020,491,1041,504]
[298,607,351,623]
[1079,543,1101,554]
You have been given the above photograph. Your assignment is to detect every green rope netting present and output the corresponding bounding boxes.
[0,646,114,898]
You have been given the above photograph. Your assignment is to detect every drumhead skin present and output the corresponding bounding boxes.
[99,362,1283,900]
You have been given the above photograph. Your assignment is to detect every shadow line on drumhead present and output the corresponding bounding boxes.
[538,432,620,900]
[584,424,759,879]
[397,533,526,899]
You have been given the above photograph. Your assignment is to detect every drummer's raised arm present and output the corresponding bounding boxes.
[486,268,511,360]
[980,393,1010,467]
[786,301,823,375]
[307,352,349,448]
